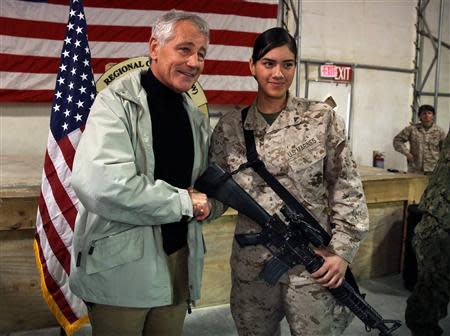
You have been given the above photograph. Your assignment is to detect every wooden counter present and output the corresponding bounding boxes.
[351,166,427,279]
[0,156,428,332]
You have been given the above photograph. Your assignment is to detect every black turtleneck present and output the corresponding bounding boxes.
[141,69,194,255]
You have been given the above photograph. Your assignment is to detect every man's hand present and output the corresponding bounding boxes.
[188,187,211,221]
[310,248,348,288]
[406,153,414,163]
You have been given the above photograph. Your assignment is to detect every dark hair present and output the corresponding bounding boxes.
[251,27,297,63]
[418,104,435,115]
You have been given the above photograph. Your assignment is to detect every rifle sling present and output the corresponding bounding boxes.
[240,106,328,239]
[240,106,360,293]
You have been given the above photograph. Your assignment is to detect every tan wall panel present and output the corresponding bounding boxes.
[0,198,38,231]
[198,215,236,308]
[0,230,57,332]
[352,202,404,279]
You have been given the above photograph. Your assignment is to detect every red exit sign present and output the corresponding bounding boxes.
[320,64,352,82]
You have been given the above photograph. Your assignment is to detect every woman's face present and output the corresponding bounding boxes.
[250,44,296,101]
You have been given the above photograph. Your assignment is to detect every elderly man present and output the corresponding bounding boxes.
[393,104,446,174]
[69,10,212,336]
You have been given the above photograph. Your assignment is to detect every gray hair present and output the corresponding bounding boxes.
[151,10,210,46]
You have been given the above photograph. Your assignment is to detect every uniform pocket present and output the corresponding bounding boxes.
[86,227,144,275]
[288,149,325,174]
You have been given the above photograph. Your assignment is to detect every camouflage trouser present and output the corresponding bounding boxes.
[230,272,352,336]
[405,215,450,336]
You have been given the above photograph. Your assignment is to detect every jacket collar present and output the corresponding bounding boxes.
[113,70,192,110]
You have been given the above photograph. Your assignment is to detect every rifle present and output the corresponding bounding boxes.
[195,163,401,336]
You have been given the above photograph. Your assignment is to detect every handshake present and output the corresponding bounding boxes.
[188,187,211,221]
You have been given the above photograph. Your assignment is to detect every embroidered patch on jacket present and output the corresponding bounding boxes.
[287,136,320,161]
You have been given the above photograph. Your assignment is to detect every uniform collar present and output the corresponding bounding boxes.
[243,93,314,135]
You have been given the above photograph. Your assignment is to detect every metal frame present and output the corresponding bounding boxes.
[413,0,449,121]
[278,0,302,97]
[278,0,448,133]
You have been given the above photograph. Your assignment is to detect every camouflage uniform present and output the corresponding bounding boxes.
[405,131,450,336]
[210,95,369,336]
[393,123,446,174]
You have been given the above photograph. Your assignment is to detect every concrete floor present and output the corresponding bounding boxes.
[2,274,449,336]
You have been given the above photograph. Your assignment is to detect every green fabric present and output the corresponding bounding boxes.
[258,110,281,125]
[405,132,450,335]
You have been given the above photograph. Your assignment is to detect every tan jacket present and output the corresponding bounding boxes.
[393,123,446,174]
[210,95,369,283]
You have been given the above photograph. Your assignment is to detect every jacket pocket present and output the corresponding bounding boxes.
[86,228,144,275]
[288,149,325,177]
[287,150,327,205]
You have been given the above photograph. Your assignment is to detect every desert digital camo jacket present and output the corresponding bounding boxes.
[210,94,369,283]
[393,123,446,174]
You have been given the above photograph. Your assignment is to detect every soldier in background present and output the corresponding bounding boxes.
[393,104,446,175]
[405,130,450,336]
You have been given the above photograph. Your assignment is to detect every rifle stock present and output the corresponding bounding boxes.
[194,163,271,225]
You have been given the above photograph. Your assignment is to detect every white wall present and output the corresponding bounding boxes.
[418,0,450,131]
[300,1,416,67]
[351,69,414,169]
[0,103,50,159]
[298,0,449,170]
[1,0,449,171]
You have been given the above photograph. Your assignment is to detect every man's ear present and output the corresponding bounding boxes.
[249,58,256,76]
[149,37,159,61]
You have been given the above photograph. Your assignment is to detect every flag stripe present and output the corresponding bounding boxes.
[1,71,257,91]
[34,232,78,323]
[58,134,77,171]
[0,88,257,105]
[40,177,74,248]
[1,72,259,105]
[207,90,256,106]
[2,35,253,61]
[0,89,53,102]
[2,1,276,33]
[38,188,72,275]
[0,53,251,77]
[44,151,77,231]
[1,17,261,47]
[46,134,79,206]
[48,0,278,18]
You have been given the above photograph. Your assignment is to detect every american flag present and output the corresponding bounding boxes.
[0,0,278,105]
[34,0,94,334]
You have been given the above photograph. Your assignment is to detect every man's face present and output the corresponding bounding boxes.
[149,20,207,93]
[419,110,434,127]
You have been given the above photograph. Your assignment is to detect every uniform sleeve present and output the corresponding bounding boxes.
[205,115,230,220]
[393,126,412,155]
[439,127,447,150]
[209,116,230,170]
[325,112,369,264]
[71,91,193,226]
